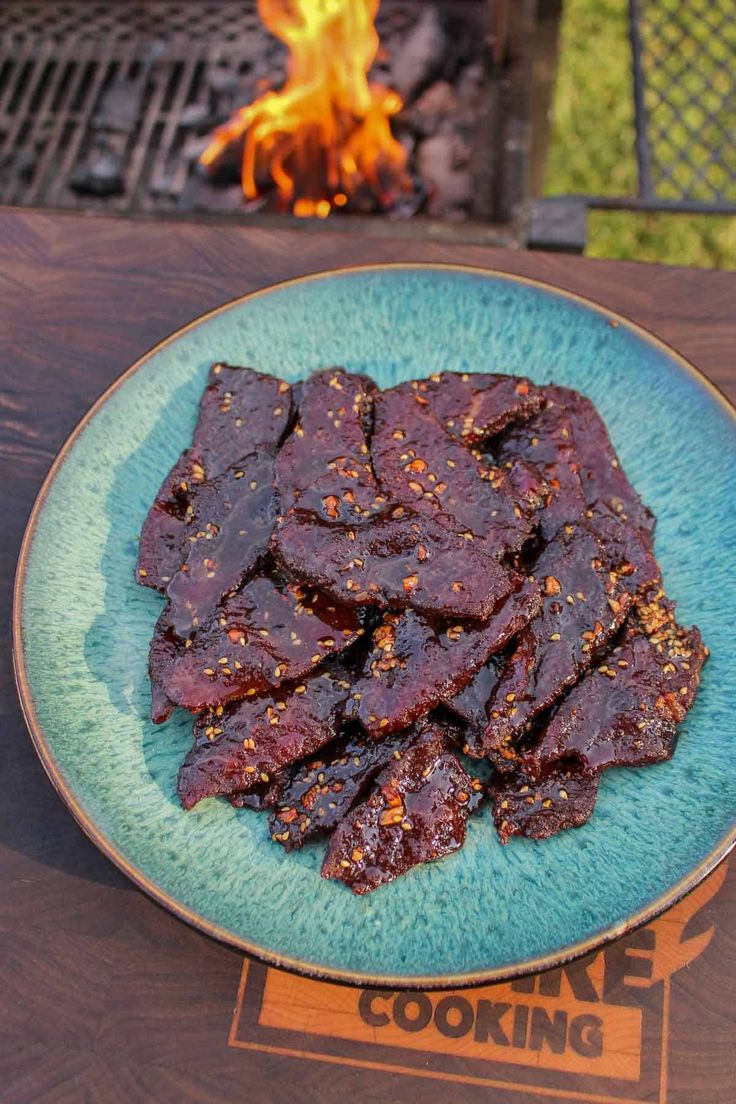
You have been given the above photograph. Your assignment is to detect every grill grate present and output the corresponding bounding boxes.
[630,0,736,209]
[0,1,288,213]
[0,0,526,243]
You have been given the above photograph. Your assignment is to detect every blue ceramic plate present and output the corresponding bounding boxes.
[13,264,736,987]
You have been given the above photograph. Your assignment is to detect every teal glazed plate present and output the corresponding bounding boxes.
[13,264,736,988]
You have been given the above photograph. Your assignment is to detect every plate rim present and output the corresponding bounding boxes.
[12,260,736,989]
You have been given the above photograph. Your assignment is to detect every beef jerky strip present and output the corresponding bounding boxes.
[547,386,658,604]
[415,372,545,444]
[166,451,278,637]
[272,504,519,621]
[151,573,362,718]
[271,724,485,850]
[137,450,205,591]
[177,666,351,809]
[269,728,408,850]
[276,368,383,523]
[549,384,654,537]
[469,523,631,759]
[495,388,587,541]
[444,654,503,741]
[192,362,294,473]
[149,608,181,724]
[136,366,293,590]
[322,723,475,894]
[371,385,544,558]
[521,589,707,778]
[490,765,600,843]
[585,504,661,599]
[350,578,541,737]
[230,774,286,811]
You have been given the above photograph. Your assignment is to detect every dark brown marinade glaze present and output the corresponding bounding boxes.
[148,608,180,723]
[371,385,544,558]
[269,728,408,850]
[271,504,518,620]
[137,366,707,884]
[548,384,654,537]
[165,452,279,638]
[445,654,503,738]
[322,724,475,894]
[177,666,351,809]
[350,578,541,737]
[585,504,661,599]
[150,573,362,718]
[230,774,286,810]
[521,590,707,777]
[495,388,587,542]
[489,764,600,843]
[470,523,632,759]
[276,368,382,524]
[136,365,293,590]
[418,372,545,444]
[192,362,294,472]
[137,449,204,591]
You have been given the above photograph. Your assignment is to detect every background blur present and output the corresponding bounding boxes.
[1,0,733,267]
[545,0,735,268]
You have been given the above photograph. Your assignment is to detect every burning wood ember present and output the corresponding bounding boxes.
[1,2,516,228]
[199,0,411,215]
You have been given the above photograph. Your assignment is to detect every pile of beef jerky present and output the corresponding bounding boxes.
[137,365,707,894]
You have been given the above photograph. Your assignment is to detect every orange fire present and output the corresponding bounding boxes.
[200,0,410,216]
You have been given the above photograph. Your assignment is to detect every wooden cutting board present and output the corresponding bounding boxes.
[1,208,733,1104]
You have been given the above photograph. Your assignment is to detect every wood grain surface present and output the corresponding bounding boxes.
[0,208,734,1104]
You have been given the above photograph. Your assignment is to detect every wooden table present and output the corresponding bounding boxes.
[1,208,734,1104]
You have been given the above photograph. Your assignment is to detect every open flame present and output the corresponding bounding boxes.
[200,0,410,216]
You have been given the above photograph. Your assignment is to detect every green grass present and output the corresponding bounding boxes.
[543,0,735,268]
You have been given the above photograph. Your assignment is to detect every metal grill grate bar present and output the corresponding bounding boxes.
[123,55,176,208]
[0,38,55,174]
[25,40,95,205]
[6,40,78,205]
[147,50,202,207]
[46,52,116,204]
[0,0,526,246]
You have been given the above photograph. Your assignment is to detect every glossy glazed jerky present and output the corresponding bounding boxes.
[371,385,543,557]
[351,579,540,736]
[419,372,545,444]
[523,590,707,777]
[474,524,631,758]
[136,449,204,591]
[586,505,661,599]
[152,573,362,716]
[490,764,600,843]
[230,774,286,810]
[496,389,586,541]
[272,505,518,620]
[138,366,707,887]
[166,452,278,637]
[276,368,381,523]
[148,608,181,724]
[445,654,503,737]
[192,363,294,472]
[177,667,351,809]
[269,728,408,850]
[549,385,654,536]
[137,365,292,591]
[322,724,474,893]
